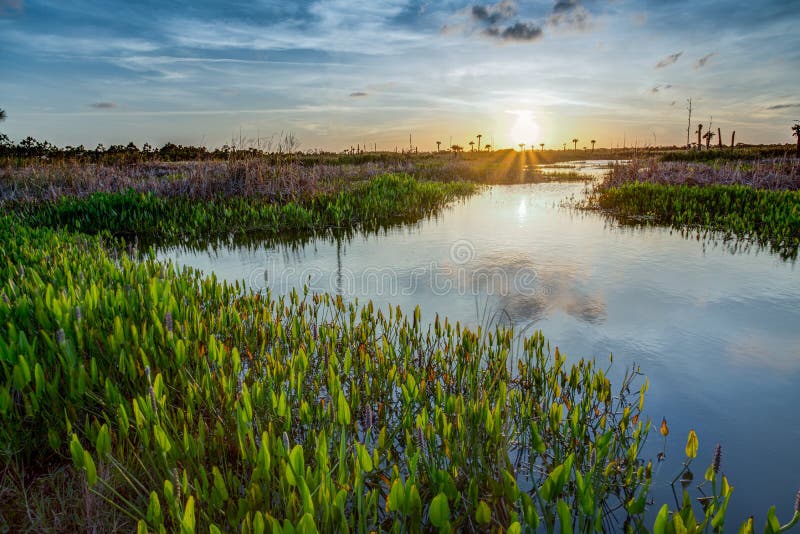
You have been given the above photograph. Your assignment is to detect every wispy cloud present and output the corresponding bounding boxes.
[650,84,672,94]
[655,51,682,69]
[89,102,116,109]
[766,103,800,110]
[349,91,368,97]
[470,0,515,24]
[694,52,715,69]
[548,0,591,30]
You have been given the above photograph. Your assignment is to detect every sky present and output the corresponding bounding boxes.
[1,0,799,151]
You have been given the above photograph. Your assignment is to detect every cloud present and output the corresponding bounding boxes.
[655,51,682,69]
[89,102,116,109]
[553,0,579,13]
[484,21,543,42]
[694,52,715,69]
[0,0,22,15]
[470,0,515,24]
[467,1,544,43]
[548,0,591,32]
[349,92,368,97]
[650,83,672,94]
[766,103,800,110]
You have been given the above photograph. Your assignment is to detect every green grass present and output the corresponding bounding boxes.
[595,183,800,259]
[2,173,799,532]
[7,173,476,245]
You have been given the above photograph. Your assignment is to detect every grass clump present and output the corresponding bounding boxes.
[7,173,476,245]
[595,183,800,259]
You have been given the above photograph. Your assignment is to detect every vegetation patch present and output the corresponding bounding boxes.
[6,174,476,245]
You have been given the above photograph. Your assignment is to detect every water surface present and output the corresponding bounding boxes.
[160,174,800,523]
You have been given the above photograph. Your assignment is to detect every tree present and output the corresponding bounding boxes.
[686,98,692,149]
[590,139,596,152]
[793,122,800,157]
[477,134,482,151]
[451,144,463,154]
[518,143,525,152]
[703,129,714,150]
[0,109,6,122]
[436,140,441,153]
[572,138,578,150]
[562,143,567,151]
[484,144,492,151]
[469,141,475,152]
[539,143,544,151]
[695,124,703,150]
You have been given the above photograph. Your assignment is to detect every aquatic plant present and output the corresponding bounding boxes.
[8,174,476,246]
[593,182,800,259]
[1,217,797,532]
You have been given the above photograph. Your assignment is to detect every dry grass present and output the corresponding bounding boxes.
[0,458,134,533]
[603,157,800,191]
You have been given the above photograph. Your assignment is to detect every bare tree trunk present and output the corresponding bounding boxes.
[686,98,692,149]
[731,131,735,148]
[717,128,722,148]
[697,124,703,150]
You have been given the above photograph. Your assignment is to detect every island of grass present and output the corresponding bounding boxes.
[587,150,800,260]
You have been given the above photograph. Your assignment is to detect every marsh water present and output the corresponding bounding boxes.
[160,161,800,523]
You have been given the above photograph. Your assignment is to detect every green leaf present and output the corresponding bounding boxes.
[685,430,698,459]
[475,501,491,525]
[765,506,780,534]
[653,504,669,534]
[69,434,84,469]
[181,496,195,534]
[95,423,111,457]
[388,479,405,513]
[83,451,97,487]
[429,492,450,528]
[357,443,373,472]
[556,500,573,534]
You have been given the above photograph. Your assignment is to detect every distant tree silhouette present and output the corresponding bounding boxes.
[0,109,6,122]
[539,143,544,151]
[793,123,800,156]
[451,144,463,154]
[469,141,475,152]
[484,144,492,151]
[590,139,596,152]
[477,134,482,151]
[703,129,714,150]
[562,143,566,151]
[572,138,578,150]
[518,143,525,152]
[695,124,703,150]
[436,140,441,152]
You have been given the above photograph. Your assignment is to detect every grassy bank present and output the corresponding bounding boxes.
[590,157,800,260]
[6,173,476,245]
[6,217,797,533]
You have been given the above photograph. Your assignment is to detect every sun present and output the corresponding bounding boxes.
[509,110,541,147]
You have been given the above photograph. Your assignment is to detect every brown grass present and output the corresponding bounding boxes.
[603,157,800,191]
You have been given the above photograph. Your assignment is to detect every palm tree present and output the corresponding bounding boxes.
[792,123,800,156]
[562,143,567,151]
[703,129,714,150]
[436,140,441,153]
[469,141,475,152]
[518,143,525,152]
[572,138,578,150]
[539,143,544,151]
[484,144,492,151]
[476,134,482,151]
[590,139,596,152]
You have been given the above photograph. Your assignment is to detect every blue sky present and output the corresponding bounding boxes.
[1,0,798,150]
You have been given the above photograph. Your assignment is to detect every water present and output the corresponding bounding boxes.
[159,169,800,524]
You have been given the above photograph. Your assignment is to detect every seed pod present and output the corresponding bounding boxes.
[712,443,722,474]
